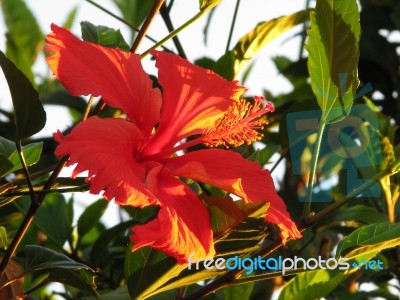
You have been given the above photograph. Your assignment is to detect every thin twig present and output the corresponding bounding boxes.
[160,4,187,58]
[15,141,35,199]
[225,0,241,53]
[131,0,165,53]
[84,0,169,52]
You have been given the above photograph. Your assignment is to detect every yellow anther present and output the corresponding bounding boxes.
[203,96,274,148]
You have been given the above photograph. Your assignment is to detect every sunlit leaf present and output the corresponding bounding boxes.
[0,51,46,140]
[81,21,130,51]
[0,139,43,177]
[232,10,311,76]
[305,0,360,123]
[0,226,7,249]
[335,222,400,259]
[278,252,378,300]
[7,142,43,174]
[199,0,222,11]
[1,0,43,84]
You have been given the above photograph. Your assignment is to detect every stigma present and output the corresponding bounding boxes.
[203,96,274,148]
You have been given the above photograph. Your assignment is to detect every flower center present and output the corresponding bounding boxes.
[202,96,274,148]
[140,97,274,161]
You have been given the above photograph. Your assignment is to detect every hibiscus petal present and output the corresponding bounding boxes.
[46,24,161,135]
[163,149,301,242]
[54,116,157,207]
[131,170,215,264]
[140,51,247,156]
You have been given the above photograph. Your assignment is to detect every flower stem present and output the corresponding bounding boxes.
[160,4,187,58]
[141,6,214,58]
[301,120,326,219]
[225,0,241,53]
[84,0,169,51]
[131,0,165,53]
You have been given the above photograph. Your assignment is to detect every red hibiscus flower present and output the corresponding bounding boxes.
[45,24,301,264]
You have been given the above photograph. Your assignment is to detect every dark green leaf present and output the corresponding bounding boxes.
[47,269,98,296]
[77,199,108,242]
[112,0,154,29]
[91,220,136,266]
[335,222,400,259]
[232,10,311,76]
[1,0,43,84]
[332,205,388,224]
[14,193,71,248]
[25,245,93,273]
[98,286,130,300]
[305,0,360,123]
[0,51,46,139]
[0,136,15,156]
[0,226,7,249]
[124,246,182,300]
[212,51,235,80]
[0,155,13,177]
[81,21,130,51]
[223,281,254,300]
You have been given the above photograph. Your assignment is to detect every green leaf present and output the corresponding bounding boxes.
[0,136,15,156]
[80,21,130,51]
[305,0,360,123]
[232,9,311,76]
[0,226,7,249]
[223,281,254,300]
[25,245,93,273]
[0,155,13,177]
[1,0,43,84]
[98,286,130,300]
[332,205,388,224]
[0,51,46,140]
[278,253,378,300]
[77,199,109,243]
[0,140,43,177]
[47,269,98,296]
[124,246,182,300]
[199,0,222,11]
[335,222,400,259]
[112,0,154,29]
[7,142,43,173]
[62,6,78,29]
[14,193,71,248]
[212,51,235,81]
